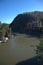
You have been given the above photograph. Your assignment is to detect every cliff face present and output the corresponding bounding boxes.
[9,11,43,36]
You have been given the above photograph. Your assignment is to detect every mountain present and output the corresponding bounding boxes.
[9,11,43,37]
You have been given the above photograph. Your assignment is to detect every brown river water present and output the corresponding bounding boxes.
[0,34,40,65]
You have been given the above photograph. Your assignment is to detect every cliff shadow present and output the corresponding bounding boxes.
[15,56,43,65]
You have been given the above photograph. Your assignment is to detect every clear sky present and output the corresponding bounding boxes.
[0,0,43,24]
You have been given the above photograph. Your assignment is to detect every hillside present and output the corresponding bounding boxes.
[9,11,43,37]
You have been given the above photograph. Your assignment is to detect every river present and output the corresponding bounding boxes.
[0,34,40,65]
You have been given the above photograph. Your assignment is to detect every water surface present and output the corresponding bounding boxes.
[0,34,40,65]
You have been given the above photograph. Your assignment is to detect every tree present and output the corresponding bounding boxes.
[0,22,9,39]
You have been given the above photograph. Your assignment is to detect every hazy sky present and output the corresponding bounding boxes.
[0,0,43,24]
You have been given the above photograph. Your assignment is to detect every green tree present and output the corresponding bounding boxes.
[0,22,9,38]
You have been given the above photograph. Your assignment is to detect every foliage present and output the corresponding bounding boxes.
[0,22,9,38]
[36,38,43,60]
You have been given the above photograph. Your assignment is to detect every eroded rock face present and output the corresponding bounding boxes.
[9,11,43,36]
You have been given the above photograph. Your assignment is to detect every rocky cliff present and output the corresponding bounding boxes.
[9,11,43,37]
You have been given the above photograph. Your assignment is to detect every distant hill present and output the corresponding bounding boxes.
[9,11,43,37]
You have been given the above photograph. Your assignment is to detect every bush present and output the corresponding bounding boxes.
[36,38,43,60]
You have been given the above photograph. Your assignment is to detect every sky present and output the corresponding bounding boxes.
[0,0,43,24]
